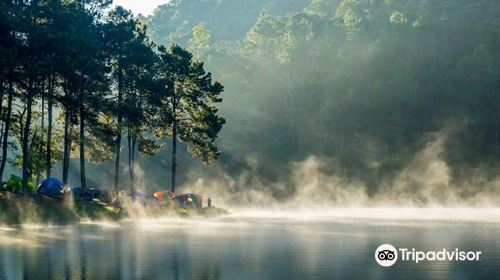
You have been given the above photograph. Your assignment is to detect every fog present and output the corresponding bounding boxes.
[132,0,500,207]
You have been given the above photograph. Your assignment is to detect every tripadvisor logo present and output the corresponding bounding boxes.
[375,244,398,267]
[375,244,482,267]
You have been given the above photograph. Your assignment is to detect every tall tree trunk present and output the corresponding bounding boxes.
[114,116,122,190]
[79,90,86,189]
[127,127,132,193]
[63,109,71,186]
[130,135,137,186]
[22,80,34,195]
[46,74,53,177]
[0,78,3,177]
[0,71,14,181]
[37,78,45,185]
[171,93,177,193]
[127,131,137,195]
[171,125,177,193]
[113,57,123,190]
[23,0,39,194]
[0,78,4,148]
[131,135,136,187]
[41,83,44,130]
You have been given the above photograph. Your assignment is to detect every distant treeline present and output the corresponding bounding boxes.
[144,0,500,196]
[0,0,225,194]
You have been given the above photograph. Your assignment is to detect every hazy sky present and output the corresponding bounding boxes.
[113,0,170,16]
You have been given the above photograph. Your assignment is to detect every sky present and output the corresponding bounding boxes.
[113,0,171,16]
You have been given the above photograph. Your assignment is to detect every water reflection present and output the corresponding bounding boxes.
[0,213,498,279]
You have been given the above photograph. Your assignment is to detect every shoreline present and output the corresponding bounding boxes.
[0,191,228,225]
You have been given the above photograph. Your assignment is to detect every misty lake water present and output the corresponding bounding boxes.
[0,209,499,280]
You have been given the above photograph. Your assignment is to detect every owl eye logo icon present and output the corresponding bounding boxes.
[375,244,398,267]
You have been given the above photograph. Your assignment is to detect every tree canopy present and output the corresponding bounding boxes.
[0,0,225,195]
[145,0,500,198]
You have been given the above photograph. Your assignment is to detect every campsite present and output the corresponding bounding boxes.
[0,175,226,224]
[0,0,227,225]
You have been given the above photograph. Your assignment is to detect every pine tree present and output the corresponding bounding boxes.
[157,45,225,193]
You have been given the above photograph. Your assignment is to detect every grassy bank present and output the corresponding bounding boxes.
[0,192,227,225]
[0,192,125,224]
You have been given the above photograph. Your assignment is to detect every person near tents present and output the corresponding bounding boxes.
[208,197,212,207]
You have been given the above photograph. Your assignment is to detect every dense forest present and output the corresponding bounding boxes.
[142,0,311,46]
[2,0,500,204]
[0,0,225,195]
[143,0,500,203]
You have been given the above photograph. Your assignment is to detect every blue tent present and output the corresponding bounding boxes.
[37,178,64,199]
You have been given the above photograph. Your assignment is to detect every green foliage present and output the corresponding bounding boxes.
[0,1,226,191]
[188,23,212,59]
[142,0,311,46]
[146,0,500,194]
[156,44,225,164]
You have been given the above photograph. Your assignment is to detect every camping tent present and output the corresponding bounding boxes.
[175,193,203,208]
[131,189,159,206]
[72,187,101,201]
[153,191,175,200]
[37,178,64,199]
[2,175,35,193]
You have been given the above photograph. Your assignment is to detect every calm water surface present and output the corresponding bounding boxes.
[0,209,499,279]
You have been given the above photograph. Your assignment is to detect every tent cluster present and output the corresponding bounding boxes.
[1,176,66,199]
[0,175,108,202]
[141,191,204,208]
[1,175,206,210]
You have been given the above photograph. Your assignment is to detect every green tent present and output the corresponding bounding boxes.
[3,175,35,193]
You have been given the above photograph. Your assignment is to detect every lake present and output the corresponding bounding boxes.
[0,208,499,279]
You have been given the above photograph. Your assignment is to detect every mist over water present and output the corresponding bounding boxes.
[225,208,500,224]
[174,131,500,209]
